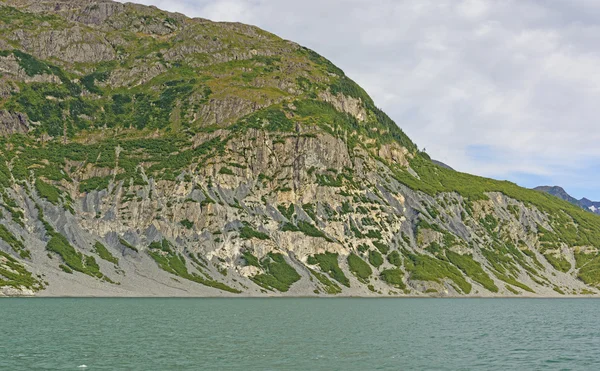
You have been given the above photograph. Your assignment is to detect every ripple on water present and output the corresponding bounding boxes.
[0,298,599,370]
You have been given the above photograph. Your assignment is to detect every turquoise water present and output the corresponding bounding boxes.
[1,298,599,370]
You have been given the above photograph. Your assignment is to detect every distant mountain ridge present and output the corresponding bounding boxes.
[534,186,600,215]
[431,159,454,171]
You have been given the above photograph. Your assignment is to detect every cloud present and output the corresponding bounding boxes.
[119,0,600,199]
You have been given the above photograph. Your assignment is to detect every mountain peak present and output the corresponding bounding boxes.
[535,186,600,215]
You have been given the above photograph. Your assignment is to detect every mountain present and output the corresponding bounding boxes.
[535,186,600,215]
[1,0,600,297]
[431,159,454,171]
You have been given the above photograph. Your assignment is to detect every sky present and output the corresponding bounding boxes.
[121,0,600,200]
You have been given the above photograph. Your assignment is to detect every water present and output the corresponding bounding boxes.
[1,298,599,370]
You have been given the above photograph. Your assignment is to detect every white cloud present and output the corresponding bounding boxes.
[120,0,600,199]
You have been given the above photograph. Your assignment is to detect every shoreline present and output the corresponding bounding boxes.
[3,294,600,299]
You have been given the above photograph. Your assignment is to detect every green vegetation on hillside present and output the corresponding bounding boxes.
[403,250,472,294]
[347,253,372,282]
[446,251,498,293]
[368,250,384,268]
[0,250,44,291]
[393,155,600,250]
[0,224,29,258]
[148,239,240,293]
[1,0,600,297]
[380,268,406,289]
[307,252,349,287]
[93,242,119,265]
[239,224,270,240]
[309,268,342,294]
[36,206,108,279]
[250,253,301,292]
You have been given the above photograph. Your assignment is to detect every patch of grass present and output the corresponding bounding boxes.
[79,177,111,193]
[544,253,571,273]
[93,241,118,265]
[307,252,349,287]
[148,239,240,293]
[493,272,534,293]
[368,250,384,268]
[239,225,270,240]
[241,251,260,267]
[506,285,519,295]
[297,220,330,240]
[119,238,139,252]
[35,179,61,205]
[446,251,498,293]
[387,251,402,267]
[309,268,342,294]
[1,192,25,227]
[277,204,295,220]
[180,219,194,229]
[0,224,30,258]
[380,268,406,289]
[347,253,372,282]
[233,106,294,133]
[574,253,600,286]
[372,241,390,254]
[302,203,317,221]
[13,50,52,76]
[0,250,44,291]
[46,233,103,278]
[403,250,472,294]
[251,253,301,292]
[219,167,234,175]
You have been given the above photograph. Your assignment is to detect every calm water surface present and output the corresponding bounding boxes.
[1,298,599,370]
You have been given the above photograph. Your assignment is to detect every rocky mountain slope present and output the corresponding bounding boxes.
[535,186,600,215]
[1,0,600,297]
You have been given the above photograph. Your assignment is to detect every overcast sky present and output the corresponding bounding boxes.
[122,0,600,200]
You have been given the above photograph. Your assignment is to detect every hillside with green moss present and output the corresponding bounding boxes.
[1,0,600,297]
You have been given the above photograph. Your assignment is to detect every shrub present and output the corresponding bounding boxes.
[347,253,372,282]
[403,250,472,294]
[35,179,61,205]
[297,221,329,240]
[180,219,194,229]
[148,239,240,293]
[387,251,402,267]
[309,268,342,294]
[251,253,301,292]
[93,241,118,265]
[380,268,406,289]
[372,241,390,254]
[119,238,138,252]
[544,253,571,273]
[0,225,29,258]
[307,252,349,287]
[241,251,260,267]
[446,251,498,293]
[368,250,383,268]
[219,167,234,175]
[239,225,269,240]
[79,177,110,193]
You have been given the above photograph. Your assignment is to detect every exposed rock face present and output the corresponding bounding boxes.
[1,0,600,297]
[0,110,29,135]
[320,91,368,122]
